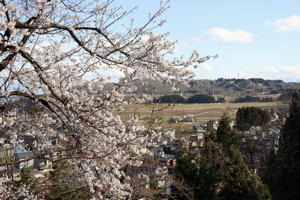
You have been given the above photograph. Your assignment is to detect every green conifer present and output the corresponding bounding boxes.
[173,115,271,200]
[265,93,300,200]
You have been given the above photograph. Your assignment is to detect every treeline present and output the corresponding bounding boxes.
[154,93,299,104]
[236,107,271,130]
[153,94,221,104]
[232,96,273,103]
[277,89,300,101]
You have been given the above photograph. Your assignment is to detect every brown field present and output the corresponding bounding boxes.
[122,102,279,131]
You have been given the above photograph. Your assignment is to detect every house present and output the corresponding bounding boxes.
[137,174,150,189]
[206,120,219,130]
[271,113,279,121]
[241,126,281,170]
[178,137,189,150]
[193,124,207,133]
[0,143,14,158]
[268,128,280,135]
[152,147,165,158]
[191,133,205,140]
[127,160,171,192]
[34,157,52,170]
[162,145,176,154]
[189,134,205,150]
[14,145,26,153]
[139,163,170,190]
[229,118,235,128]
[151,145,176,161]
[162,130,176,142]
[13,151,35,174]
[15,151,34,168]
[0,138,5,145]
[181,115,195,122]
[168,117,179,124]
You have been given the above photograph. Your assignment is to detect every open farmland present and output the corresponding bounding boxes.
[122,102,279,131]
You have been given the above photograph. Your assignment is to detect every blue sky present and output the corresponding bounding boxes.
[125,0,300,82]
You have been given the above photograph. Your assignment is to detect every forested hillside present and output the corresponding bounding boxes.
[131,78,300,98]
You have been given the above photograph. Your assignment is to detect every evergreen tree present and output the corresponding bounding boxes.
[216,115,271,200]
[46,161,90,200]
[14,167,35,187]
[174,151,220,200]
[173,115,271,200]
[264,93,300,200]
[216,115,239,148]
[236,107,271,131]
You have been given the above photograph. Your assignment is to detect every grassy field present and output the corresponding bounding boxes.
[122,102,279,131]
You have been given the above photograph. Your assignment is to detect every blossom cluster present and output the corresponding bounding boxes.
[0,0,211,199]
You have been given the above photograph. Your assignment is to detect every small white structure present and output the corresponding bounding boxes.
[207,120,219,130]
[181,115,195,122]
[193,124,207,133]
[16,151,35,169]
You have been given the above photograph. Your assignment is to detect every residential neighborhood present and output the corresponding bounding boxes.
[0,109,283,199]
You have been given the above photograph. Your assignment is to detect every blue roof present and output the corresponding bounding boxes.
[14,145,25,153]
[15,151,34,160]
[47,138,57,142]
[268,128,280,134]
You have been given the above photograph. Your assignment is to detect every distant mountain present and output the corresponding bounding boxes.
[130,78,300,99]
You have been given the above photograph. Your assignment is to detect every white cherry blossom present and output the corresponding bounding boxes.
[0,0,213,199]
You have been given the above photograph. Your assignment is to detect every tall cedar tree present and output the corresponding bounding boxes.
[174,115,271,200]
[216,115,271,200]
[264,93,300,200]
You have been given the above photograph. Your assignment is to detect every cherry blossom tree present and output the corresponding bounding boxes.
[0,0,212,199]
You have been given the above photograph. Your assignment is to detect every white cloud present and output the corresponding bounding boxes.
[192,63,215,79]
[266,15,300,32]
[222,66,299,81]
[202,63,214,71]
[264,66,280,74]
[221,66,300,82]
[205,27,254,43]
[263,65,300,81]
[223,71,262,79]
